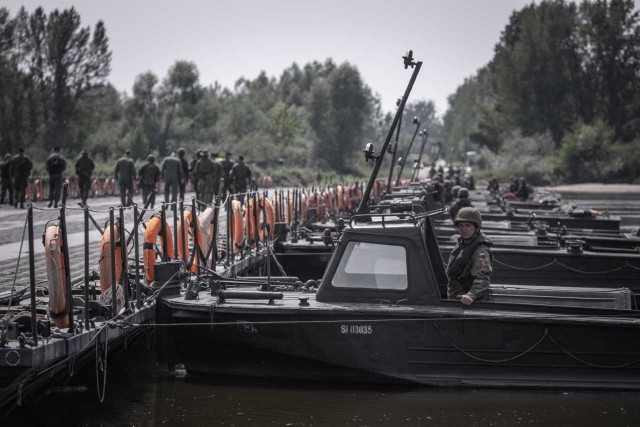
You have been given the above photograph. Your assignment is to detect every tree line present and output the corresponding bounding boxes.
[3,2,637,185]
[444,0,640,184]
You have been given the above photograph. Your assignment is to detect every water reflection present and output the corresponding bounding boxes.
[7,341,640,426]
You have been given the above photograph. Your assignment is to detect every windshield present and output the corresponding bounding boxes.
[331,241,408,290]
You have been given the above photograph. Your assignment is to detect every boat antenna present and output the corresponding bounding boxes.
[385,97,403,194]
[394,116,421,187]
[410,130,429,182]
[357,50,422,215]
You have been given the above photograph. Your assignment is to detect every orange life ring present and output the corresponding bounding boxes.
[245,198,261,247]
[91,179,101,197]
[317,192,327,219]
[98,221,123,295]
[198,206,217,263]
[258,196,276,239]
[336,185,344,211]
[287,195,294,226]
[300,193,308,225]
[178,209,205,273]
[44,224,69,328]
[230,200,244,253]
[103,178,111,196]
[33,179,43,201]
[143,216,175,283]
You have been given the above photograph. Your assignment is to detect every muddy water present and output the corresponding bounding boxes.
[4,194,640,425]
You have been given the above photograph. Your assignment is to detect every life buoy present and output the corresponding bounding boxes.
[300,193,308,225]
[98,221,126,311]
[258,196,276,239]
[110,178,117,196]
[91,179,101,197]
[33,179,43,201]
[178,209,205,273]
[143,216,175,283]
[44,225,69,328]
[198,206,216,262]
[336,185,344,211]
[317,192,327,220]
[245,197,261,247]
[103,178,111,196]
[230,200,244,253]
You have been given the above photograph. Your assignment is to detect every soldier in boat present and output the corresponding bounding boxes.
[447,207,493,305]
[449,187,473,222]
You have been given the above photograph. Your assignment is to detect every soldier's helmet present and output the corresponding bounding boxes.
[457,187,469,199]
[4,153,11,160]
[454,207,482,229]
[451,185,461,198]
[178,148,186,157]
[147,155,155,163]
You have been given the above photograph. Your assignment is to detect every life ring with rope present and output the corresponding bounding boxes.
[43,224,69,328]
[143,215,174,283]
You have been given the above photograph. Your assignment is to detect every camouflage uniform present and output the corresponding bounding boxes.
[161,154,184,203]
[138,158,160,208]
[45,151,67,207]
[446,231,493,302]
[75,152,95,205]
[11,151,33,208]
[230,160,251,203]
[114,154,136,207]
[220,156,234,199]
[193,155,220,205]
[0,154,13,205]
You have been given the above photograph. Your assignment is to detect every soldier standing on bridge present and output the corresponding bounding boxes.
[0,153,13,206]
[75,151,95,206]
[230,155,251,203]
[178,148,190,201]
[11,148,33,209]
[114,150,136,207]
[138,155,160,208]
[161,151,184,204]
[46,147,67,208]
[220,151,234,200]
[193,152,220,205]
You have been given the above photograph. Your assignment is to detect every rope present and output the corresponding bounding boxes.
[494,256,640,275]
[545,332,640,368]
[434,322,549,363]
[95,327,109,403]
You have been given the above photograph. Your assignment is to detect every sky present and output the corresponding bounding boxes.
[4,0,539,117]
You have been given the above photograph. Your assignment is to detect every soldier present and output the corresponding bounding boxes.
[161,151,184,204]
[114,150,136,207]
[431,174,445,209]
[230,155,251,203]
[517,177,531,201]
[45,147,67,208]
[193,152,220,205]
[449,187,473,221]
[220,152,234,200]
[447,207,493,305]
[75,151,95,206]
[190,151,203,201]
[138,155,160,208]
[0,153,13,205]
[177,148,189,201]
[486,178,500,194]
[11,148,33,209]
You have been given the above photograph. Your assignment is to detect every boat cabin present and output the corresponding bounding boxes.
[316,214,632,310]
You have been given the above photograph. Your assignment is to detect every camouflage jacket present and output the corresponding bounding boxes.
[446,231,493,301]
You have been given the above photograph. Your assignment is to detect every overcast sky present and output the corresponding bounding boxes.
[5,0,543,116]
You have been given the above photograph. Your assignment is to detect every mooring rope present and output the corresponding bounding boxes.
[493,256,640,275]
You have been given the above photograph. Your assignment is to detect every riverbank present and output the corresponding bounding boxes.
[542,183,640,200]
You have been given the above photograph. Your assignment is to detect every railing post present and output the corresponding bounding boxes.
[27,205,38,345]
[109,208,117,317]
[59,184,74,332]
[83,205,90,330]
[133,204,141,309]
[118,207,130,310]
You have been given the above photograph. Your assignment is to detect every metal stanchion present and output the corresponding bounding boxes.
[27,205,38,345]
[83,205,90,330]
[118,207,130,310]
[59,184,74,332]
[133,204,141,309]
[109,208,117,317]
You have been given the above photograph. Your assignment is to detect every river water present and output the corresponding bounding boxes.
[5,193,640,425]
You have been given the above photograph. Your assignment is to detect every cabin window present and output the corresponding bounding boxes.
[331,241,408,290]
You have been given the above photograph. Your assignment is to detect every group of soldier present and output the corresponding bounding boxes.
[0,148,34,209]
[0,147,252,209]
